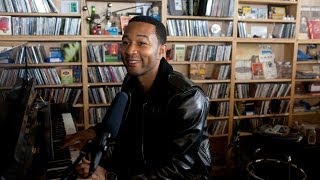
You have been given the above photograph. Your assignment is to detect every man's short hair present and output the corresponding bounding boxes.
[128,16,167,45]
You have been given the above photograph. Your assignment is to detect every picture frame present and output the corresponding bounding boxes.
[268,5,287,20]
[127,12,142,18]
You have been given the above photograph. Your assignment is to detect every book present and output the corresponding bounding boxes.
[62,42,80,62]
[0,46,14,63]
[104,42,119,62]
[308,19,320,39]
[259,53,278,79]
[172,44,186,61]
[72,65,81,83]
[61,0,79,13]
[72,89,82,105]
[235,60,252,80]
[61,69,73,84]
[62,113,77,135]
[252,63,264,79]
[168,0,184,15]
[120,16,131,35]
[189,63,206,80]
[48,47,63,62]
[0,16,12,35]
[190,64,199,79]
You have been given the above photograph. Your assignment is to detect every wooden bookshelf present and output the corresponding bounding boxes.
[1,0,320,174]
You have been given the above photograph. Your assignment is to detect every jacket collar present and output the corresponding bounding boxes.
[122,57,173,100]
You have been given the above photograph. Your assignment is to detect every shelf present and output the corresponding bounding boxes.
[293,111,320,116]
[294,94,320,99]
[296,60,320,64]
[207,116,229,121]
[297,39,320,44]
[234,113,289,120]
[85,35,123,41]
[0,36,82,41]
[235,79,292,83]
[0,62,82,67]
[167,36,234,42]
[89,103,111,107]
[73,104,84,108]
[192,79,231,84]
[168,61,231,65]
[234,97,290,101]
[295,78,320,82]
[238,0,298,5]
[35,84,83,88]
[0,12,81,17]
[236,38,295,43]
[238,19,296,23]
[88,82,122,86]
[88,62,123,66]
[167,16,234,21]
[1,0,319,171]
[209,98,230,102]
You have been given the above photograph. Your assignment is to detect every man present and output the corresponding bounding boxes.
[64,15,211,180]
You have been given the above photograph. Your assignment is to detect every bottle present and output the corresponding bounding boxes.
[308,127,317,145]
[90,6,96,35]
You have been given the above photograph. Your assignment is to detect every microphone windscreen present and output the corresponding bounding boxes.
[101,92,128,137]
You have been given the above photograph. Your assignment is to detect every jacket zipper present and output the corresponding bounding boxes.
[142,102,147,167]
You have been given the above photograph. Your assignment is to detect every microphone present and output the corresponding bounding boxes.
[89,91,128,174]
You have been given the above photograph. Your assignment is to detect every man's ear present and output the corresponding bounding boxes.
[159,44,167,58]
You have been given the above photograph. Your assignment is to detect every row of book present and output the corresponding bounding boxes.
[235,83,292,99]
[238,117,288,132]
[189,64,230,80]
[208,120,228,136]
[88,86,121,124]
[87,43,121,63]
[167,19,210,37]
[293,100,320,112]
[272,23,296,39]
[296,71,320,79]
[170,44,231,62]
[201,0,234,17]
[235,83,291,99]
[89,107,107,125]
[1,43,80,64]
[234,99,290,116]
[0,68,61,86]
[0,0,58,13]
[209,101,229,117]
[237,22,296,38]
[36,88,82,105]
[87,66,127,83]
[10,16,81,36]
[168,0,234,17]
[207,83,230,99]
[88,86,121,104]
[235,60,282,80]
[212,64,230,80]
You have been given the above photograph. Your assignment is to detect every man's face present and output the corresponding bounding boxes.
[121,21,165,78]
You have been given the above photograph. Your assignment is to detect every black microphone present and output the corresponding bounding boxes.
[89,91,128,174]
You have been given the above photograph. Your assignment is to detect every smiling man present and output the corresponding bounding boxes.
[64,16,211,180]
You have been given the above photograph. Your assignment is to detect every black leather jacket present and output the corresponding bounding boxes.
[100,58,211,180]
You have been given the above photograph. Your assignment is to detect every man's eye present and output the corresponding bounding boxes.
[138,42,147,45]
[122,41,129,45]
